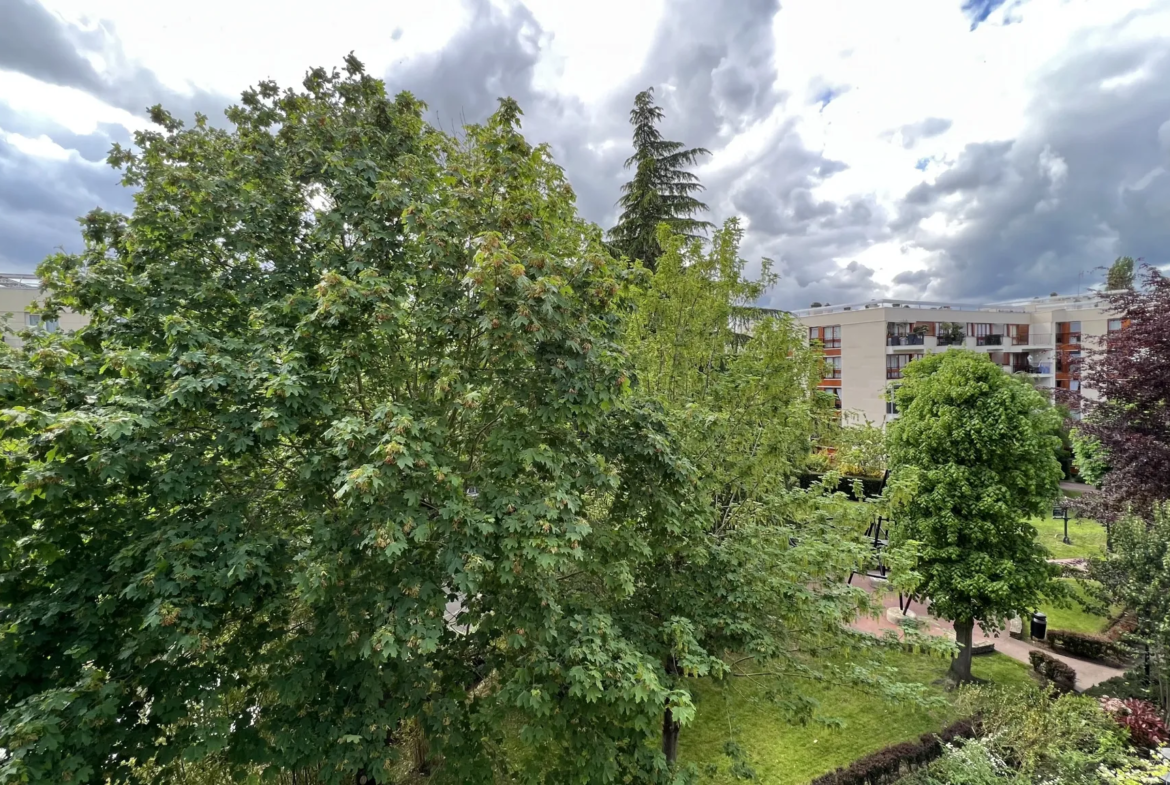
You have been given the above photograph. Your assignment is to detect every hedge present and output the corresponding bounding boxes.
[1047,629,1127,665]
[1029,649,1077,693]
[808,716,980,785]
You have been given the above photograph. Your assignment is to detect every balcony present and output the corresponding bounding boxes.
[936,335,963,347]
[886,368,904,380]
[976,335,1003,346]
[1056,333,1082,346]
[887,334,925,346]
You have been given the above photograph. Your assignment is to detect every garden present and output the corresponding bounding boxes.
[2,60,1169,785]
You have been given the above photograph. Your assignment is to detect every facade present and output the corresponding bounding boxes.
[793,293,1120,426]
[0,273,88,347]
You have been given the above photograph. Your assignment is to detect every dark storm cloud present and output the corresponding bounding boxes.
[0,130,133,272]
[381,0,879,310]
[890,21,1170,301]
[0,102,131,163]
[0,0,228,122]
[383,0,789,230]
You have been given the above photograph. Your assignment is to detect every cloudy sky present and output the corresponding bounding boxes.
[3,0,1169,309]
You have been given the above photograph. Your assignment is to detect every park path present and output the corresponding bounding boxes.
[850,575,1125,691]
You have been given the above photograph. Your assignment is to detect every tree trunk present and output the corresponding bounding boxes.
[411,722,431,775]
[662,705,680,767]
[950,619,975,682]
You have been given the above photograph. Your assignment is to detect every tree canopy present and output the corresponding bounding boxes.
[886,350,1064,681]
[0,60,708,785]
[1106,256,1136,291]
[619,222,927,767]
[608,89,712,271]
[1078,266,1170,521]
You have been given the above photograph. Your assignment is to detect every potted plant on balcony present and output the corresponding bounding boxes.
[938,322,964,346]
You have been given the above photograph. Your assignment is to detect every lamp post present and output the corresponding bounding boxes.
[1052,504,1071,545]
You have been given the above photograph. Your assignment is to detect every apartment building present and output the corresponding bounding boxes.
[0,273,88,347]
[794,292,1120,426]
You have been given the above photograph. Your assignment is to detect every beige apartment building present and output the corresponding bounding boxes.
[0,273,88,347]
[793,293,1120,426]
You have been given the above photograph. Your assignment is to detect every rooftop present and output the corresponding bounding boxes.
[0,273,40,289]
[791,291,1113,318]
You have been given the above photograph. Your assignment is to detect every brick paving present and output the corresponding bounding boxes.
[850,574,1125,691]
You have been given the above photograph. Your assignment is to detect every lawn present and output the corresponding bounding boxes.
[1031,513,1108,561]
[1038,579,1112,635]
[680,651,1032,784]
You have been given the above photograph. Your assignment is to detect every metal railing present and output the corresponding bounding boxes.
[976,335,1003,346]
[886,334,925,346]
[0,273,40,289]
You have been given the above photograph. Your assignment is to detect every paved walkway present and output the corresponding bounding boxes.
[850,575,1125,691]
[1060,481,1096,494]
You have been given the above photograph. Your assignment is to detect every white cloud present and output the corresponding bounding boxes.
[1,0,1167,303]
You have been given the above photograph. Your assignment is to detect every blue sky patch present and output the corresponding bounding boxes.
[962,0,1008,30]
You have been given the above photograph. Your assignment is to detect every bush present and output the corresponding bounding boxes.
[1048,628,1127,664]
[1029,649,1077,692]
[1101,698,1170,751]
[959,683,1131,783]
[808,716,980,785]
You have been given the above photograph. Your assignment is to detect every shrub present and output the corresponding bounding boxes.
[1100,698,1170,751]
[1029,649,1077,692]
[1048,628,1127,664]
[808,716,980,785]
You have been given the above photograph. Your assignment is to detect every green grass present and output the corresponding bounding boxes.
[681,651,1031,785]
[1037,579,1116,636]
[1031,514,1108,560]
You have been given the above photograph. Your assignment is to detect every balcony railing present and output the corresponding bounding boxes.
[886,368,904,379]
[1057,333,1082,345]
[976,335,1003,346]
[936,335,963,346]
[886,334,925,346]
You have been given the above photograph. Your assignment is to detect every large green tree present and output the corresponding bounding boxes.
[887,350,1064,682]
[608,88,712,271]
[0,60,703,785]
[617,222,926,768]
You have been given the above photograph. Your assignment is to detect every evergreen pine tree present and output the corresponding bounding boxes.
[609,88,712,270]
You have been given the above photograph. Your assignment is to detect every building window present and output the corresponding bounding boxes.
[26,314,59,333]
[824,355,842,379]
[1057,321,1082,345]
[808,325,841,348]
[968,323,992,337]
[886,353,919,379]
[823,325,840,348]
[1108,318,1123,333]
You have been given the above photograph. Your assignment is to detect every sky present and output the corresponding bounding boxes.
[2,0,1169,309]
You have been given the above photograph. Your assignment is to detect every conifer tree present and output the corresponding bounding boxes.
[609,88,712,270]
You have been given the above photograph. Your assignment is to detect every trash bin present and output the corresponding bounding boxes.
[1031,611,1047,641]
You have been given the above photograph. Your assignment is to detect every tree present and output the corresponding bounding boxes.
[833,416,886,479]
[1107,256,1136,290]
[618,221,932,768]
[1089,504,1170,718]
[1077,266,1170,522]
[0,59,700,785]
[887,351,1064,682]
[1070,427,1110,487]
[608,88,712,271]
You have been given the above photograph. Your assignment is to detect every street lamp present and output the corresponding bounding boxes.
[1052,504,1071,545]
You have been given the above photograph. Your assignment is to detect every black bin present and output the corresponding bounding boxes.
[1031,611,1047,640]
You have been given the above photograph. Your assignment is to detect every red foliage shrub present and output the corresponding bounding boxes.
[1116,699,1170,750]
